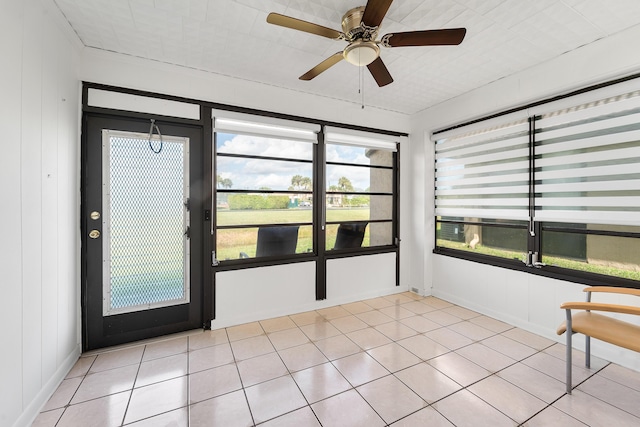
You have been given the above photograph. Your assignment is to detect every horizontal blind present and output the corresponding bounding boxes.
[212,110,320,142]
[434,118,530,220]
[324,126,398,151]
[535,91,640,225]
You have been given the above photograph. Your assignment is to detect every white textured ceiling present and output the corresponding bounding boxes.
[54,0,640,115]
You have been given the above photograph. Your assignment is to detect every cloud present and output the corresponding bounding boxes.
[217,133,313,160]
[326,144,369,164]
[215,134,385,192]
[326,165,370,191]
[217,153,312,190]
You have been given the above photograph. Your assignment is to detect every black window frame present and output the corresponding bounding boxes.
[433,74,640,290]
[325,142,398,253]
[210,114,404,270]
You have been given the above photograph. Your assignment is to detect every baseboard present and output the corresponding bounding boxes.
[210,286,410,330]
[13,344,81,427]
[431,288,640,373]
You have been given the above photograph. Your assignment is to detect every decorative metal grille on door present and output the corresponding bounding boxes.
[102,130,190,315]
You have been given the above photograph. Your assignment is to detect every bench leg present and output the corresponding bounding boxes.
[566,332,573,394]
[585,336,591,369]
[565,310,573,394]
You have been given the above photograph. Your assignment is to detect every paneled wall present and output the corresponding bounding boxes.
[0,1,80,426]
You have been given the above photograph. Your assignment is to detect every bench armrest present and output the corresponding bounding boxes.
[583,286,640,297]
[560,301,640,316]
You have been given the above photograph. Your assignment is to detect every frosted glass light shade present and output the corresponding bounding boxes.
[343,41,380,66]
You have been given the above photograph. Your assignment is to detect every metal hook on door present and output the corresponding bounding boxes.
[148,119,163,154]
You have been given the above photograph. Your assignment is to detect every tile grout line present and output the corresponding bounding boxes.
[40,293,640,426]
[119,344,145,426]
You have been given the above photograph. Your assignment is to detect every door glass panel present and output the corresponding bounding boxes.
[103,130,189,315]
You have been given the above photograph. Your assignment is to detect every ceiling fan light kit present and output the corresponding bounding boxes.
[344,41,380,66]
[266,0,466,87]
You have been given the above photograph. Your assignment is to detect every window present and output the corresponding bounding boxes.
[212,114,401,264]
[325,127,398,250]
[535,91,640,282]
[213,112,319,260]
[434,86,640,286]
[435,114,530,262]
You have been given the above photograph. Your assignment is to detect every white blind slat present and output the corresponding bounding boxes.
[437,150,529,173]
[433,110,529,141]
[536,146,640,169]
[537,110,640,142]
[324,126,398,151]
[536,91,640,128]
[435,208,529,221]
[436,173,530,188]
[537,197,640,208]
[535,211,638,226]
[213,110,320,142]
[536,128,640,156]
[436,186,530,196]
[536,163,639,181]
[537,180,640,193]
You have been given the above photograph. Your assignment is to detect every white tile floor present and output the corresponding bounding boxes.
[32,292,640,426]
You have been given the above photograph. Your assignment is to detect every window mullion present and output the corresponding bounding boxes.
[528,115,538,264]
[316,128,326,300]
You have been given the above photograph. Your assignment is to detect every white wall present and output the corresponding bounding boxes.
[327,253,398,300]
[213,262,318,329]
[213,253,401,329]
[0,1,81,427]
[411,23,640,370]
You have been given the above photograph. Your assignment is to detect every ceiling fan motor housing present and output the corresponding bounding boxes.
[341,6,378,41]
[341,6,380,66]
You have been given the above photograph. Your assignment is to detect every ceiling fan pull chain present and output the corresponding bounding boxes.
[358,55,365,109]
[361,72,365,109]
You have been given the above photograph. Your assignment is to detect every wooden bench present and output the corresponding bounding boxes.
[557,286,640,394]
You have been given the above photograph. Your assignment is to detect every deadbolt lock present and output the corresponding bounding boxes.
[89,229,101,239]
[90,211,101,220]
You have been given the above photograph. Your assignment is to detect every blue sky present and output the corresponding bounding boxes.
[216,133,372,191]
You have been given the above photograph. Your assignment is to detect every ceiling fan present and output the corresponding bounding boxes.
[266,0,466,87]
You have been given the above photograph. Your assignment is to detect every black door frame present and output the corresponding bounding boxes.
[81,112,207,351]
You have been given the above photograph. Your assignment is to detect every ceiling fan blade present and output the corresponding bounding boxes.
[367,57,393,87]
[382,28,467,47]
[267,13,344,39]
[300,52,344,81]
[362,0,394,28]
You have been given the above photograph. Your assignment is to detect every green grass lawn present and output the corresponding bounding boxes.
[216,207,371,260]
[437,239,640,281]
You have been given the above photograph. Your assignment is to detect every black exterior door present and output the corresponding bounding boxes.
[82,114,204,351]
